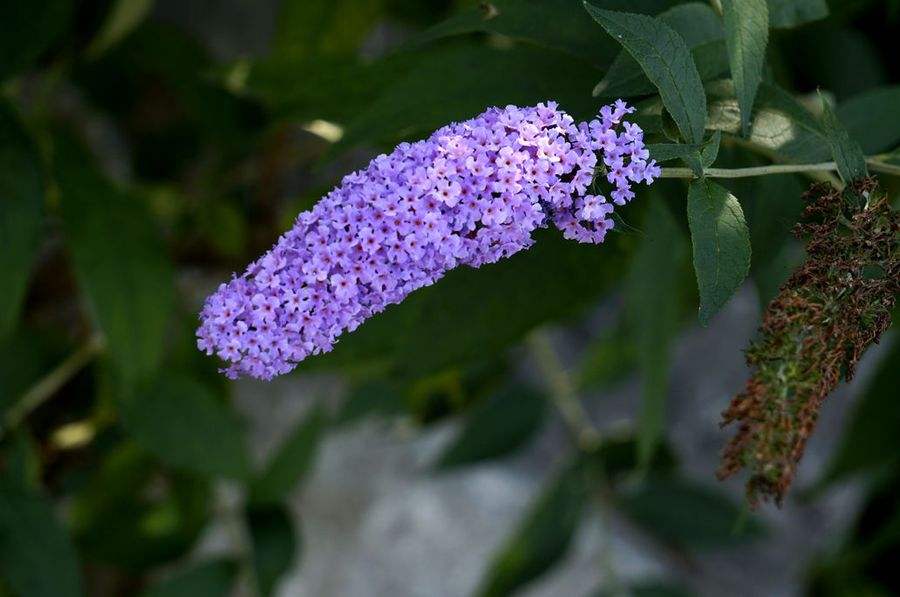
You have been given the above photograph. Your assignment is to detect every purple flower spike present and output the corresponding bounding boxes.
[197,101,659,380]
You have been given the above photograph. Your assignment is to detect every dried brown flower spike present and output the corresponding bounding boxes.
[718,179,899,506]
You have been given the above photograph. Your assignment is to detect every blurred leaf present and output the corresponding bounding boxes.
[578,318,635,390]
[55,133,174,386]
[687,179,751,326]
[722,0,769,137]
[410,0,675,66]
[587,434,677,482]
[86,0,154,58]
[140,559,237,597]
[476,458,587,596]
[0,100,44,340]
[247,505,298,597]
[620,477,764,549]
[0,328,64,415]
[314,228,630,377]
[819,337,900,486]
[121,374,250,479]
[71,444,210,570]
[584,7,706,143]
[595,581,693,597]
[0,0,71,80]
[335,380,405,425]
[274,0,383,59]
[250,406,326,505]
[820,93,868,184]
[0,481,83,597]
[767,0,827,28]
[594,3,725,99]
[339,42,599,150]
[837,86,900,155]
[435,385,546,470]
[626,198,687,467]
[0,432,40,490]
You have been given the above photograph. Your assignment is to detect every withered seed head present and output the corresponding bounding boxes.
[718,178,899,506]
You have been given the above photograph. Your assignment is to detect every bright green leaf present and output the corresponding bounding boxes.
[0,101,44,340]
[55,133,174,386]
[476,458,587,596]
[687,180,751,326]
[722,0,769,137]
[121,375,250,479]
[247,505,298,597]
[820,93,868,184]
[435,385,546,470]
[0,482,83,597]
[626,197,687,467]
[140,559,237,597]
[620,477,764,549]
[250,407,326,505]
[584,6,707,143]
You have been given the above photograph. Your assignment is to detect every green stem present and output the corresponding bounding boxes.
[0,334,105,441]
[660,158,900,180]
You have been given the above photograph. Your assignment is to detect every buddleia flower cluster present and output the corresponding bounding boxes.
[197,101,659,380]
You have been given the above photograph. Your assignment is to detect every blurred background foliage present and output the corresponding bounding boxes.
[0,0,899,596]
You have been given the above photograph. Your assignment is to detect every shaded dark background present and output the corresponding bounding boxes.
[1,1,899,596]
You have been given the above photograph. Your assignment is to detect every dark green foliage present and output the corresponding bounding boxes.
[0,0,897,593]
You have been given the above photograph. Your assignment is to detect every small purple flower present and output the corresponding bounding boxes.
[197,101,658,380]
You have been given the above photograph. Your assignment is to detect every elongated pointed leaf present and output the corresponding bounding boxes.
[820,94,868,184]
[627,198,687,467]
[435,385,546,469]
[121,375,250,479]
[0,482,83,597]
[767,0,827,28]
[837,86,900,154]
[55,133,174,386]
[0,100,44,339]
[247,505,298,597]
[476,458,587,596]
[250,406,326,505]
[687,180,751,326]
[584,6,706,143]
[722,0,769,136]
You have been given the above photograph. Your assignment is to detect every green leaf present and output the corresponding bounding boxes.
[837,86,900,155]
[0,101,44,339]
[620,477,764,549]
[121,375,250,479]
[86,0,155,58]
[54,133,174,386]
[250,407,326,505]
[819,337,900,486]
[626,197,687,467]
[0,482,83,597]
[0,432,41,490]
[476,458,587,597]
[70,444,211,570]
[722,0,769,137]
[335,381,405,425]
[819,93,868,184]
[247,505,298,597]
[434,385,546,470]
[339,42,598,150]
[577,318,635,390]
[584,6,707,143]
[595,581,693,597]
[408,0,674,67]
[594,3,726,98]
[687,180,751,326]
[140,559,237,597]
[0,0,71,80]
[273,0,383,59]
[767,0,827,28]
